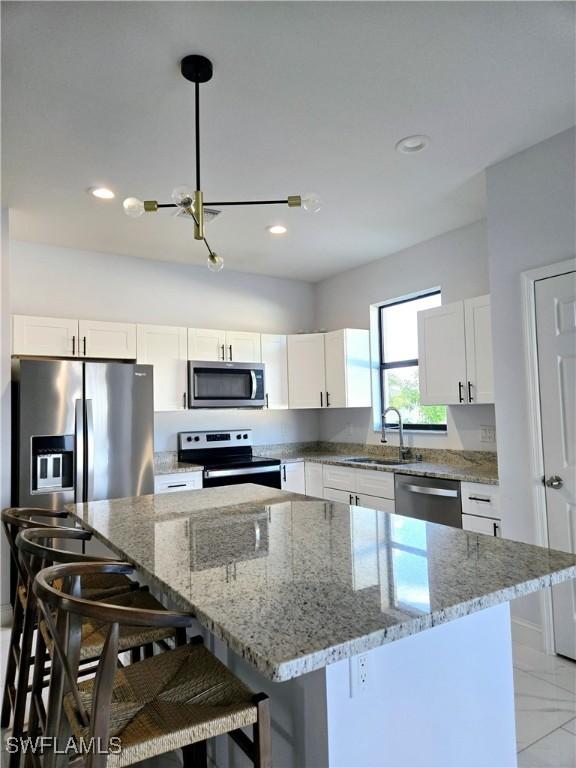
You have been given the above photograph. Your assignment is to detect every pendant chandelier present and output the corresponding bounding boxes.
[123,54,320,272]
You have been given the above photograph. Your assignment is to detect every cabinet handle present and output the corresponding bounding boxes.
[349,493,354,504]
[83,336,87,356]
[355,495,360,505]
[265,393,269,409]
[72,335,76,356]
[182,392,187,409]
[493,522,500,537]
[220,344,225,361]
[282,465,287,482]
[326,391,330,407]
[320,392,323,407]
[167,483,187,489]
[468,496,491,503]
[229,344,233,361]
[458,381,464,403]
[467,381,473,402]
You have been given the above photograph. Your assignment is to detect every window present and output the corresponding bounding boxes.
[378,290,447,431]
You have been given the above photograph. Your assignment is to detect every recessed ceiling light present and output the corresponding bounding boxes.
[89,187,115,199]
[267,224,287,235]
[395,135,430,154]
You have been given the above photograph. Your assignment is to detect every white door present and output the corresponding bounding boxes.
[536,270,576,659]
[281,462,306,494]
[418,302,467,405]
[225,331,261,363]
[188,328,226,362]
[78,320,137,359]
[287,333,326,409]
[464,295,494,404]
[137,324,188,411]
[12,315,78,357]
[260,334,288,409]
[324,330,347,407]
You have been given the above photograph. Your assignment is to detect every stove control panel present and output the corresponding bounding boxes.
[178,430,253,450]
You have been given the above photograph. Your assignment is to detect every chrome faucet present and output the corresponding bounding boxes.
[381,407,410,460]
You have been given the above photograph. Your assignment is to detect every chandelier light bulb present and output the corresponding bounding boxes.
[301,192,321,213]
[207,252,224,272]
[171,185,195,207]
[122,197,145,218]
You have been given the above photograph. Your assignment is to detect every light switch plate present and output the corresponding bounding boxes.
[480,425,496,443]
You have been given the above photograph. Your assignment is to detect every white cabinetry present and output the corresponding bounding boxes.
[322,465,395,510]
[78,320,136,359]
[260,334,288,409]
[287,334,326,409]
[226,331,261,363]
[154,471,203,494]
[188,328,226,362]
[281,461,306,494]
[418,295,494,405]
[461,482,501,536]
[12,315,78,357]
[356,493,395,514]
[12,315,136,359]
[137,324,188,411]
[304,462,324,498]
[287,329,371,409]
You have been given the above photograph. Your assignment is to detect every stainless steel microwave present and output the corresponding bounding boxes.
[187,361,266,408]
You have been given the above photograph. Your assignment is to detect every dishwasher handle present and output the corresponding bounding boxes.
[404,484,459,498]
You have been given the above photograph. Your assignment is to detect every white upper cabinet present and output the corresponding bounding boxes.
[418,302,468,405]
[418,295,494,405]
[137,324,188,411]
[464,295,494,403]
[12,315,78,357]
[78,320,136,359]
[287,333,326,409]
[324,329,371,408]
[226,331,261,363]
[188,328,226,362]
[260,334,288,409]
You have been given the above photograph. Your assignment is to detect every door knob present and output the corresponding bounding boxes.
[545,475,563,490]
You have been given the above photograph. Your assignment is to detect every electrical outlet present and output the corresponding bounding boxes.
[349,653,369,697]
[480,425,496,443]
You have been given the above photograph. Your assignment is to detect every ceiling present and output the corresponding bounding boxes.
[3,1,574,282]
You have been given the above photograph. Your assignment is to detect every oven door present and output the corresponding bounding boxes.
[188,361,265,408]
[203,465,281,489]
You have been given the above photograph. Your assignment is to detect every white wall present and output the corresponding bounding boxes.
[486,127,576,632]
[315,220,496,451]
[10,241,319,450]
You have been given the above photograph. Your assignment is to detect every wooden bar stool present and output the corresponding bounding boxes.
[34,562,271,768]
[10,526,183,768]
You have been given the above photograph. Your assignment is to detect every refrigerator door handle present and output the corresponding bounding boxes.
[74,399,84,502]
[86,399,95,501]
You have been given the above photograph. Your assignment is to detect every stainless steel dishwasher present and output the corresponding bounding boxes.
[394,474,462,528]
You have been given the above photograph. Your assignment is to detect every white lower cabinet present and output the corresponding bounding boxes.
[461,481,501,536]
[137,324,188,411]
[304,462,324,498]
[462,513,501,537]
[322,465,395,510]
[356,493,395,514]
[323,487,354,504]
[154,472,202,494]
[281,461,306,494]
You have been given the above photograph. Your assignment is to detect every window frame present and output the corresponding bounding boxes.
[378,289,447,433]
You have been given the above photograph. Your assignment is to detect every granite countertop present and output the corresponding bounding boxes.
[67,484,574,682]
[258,450,499,485]
[154,452,203,475]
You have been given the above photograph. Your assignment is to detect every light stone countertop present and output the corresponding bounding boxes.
[153,452,203,475]
[67,483,575,682]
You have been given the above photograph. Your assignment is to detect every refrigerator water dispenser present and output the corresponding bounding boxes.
[31,435,74,493]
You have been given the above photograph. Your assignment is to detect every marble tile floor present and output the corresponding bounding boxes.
[1,627,575,767]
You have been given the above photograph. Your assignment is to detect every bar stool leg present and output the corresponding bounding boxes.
[253,694,271,768]
[1,583,24,727]
[182,740,207,768]
[10,590,37,768]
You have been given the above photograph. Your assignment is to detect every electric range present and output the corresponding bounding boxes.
[177,430,281,489]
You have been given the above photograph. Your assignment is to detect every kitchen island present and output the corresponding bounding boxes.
[67,484,576,768]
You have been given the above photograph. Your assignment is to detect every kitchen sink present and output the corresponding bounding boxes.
[346,457,415,466]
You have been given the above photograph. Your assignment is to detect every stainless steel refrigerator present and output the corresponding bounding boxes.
[12,359,154,510]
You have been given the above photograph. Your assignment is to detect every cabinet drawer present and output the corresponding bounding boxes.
[461,482,500,519]
[462,513,501,537]
[323,487,354,504]
[323,464,357,492]
[154,472,202,494]
[355,469,395,500]
[356,493,395,514]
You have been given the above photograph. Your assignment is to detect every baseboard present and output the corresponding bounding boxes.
[511,616,544,652]
[0,601,12,628]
